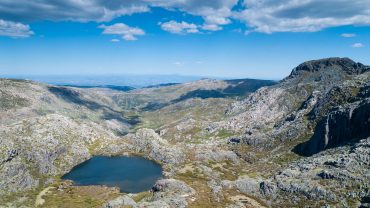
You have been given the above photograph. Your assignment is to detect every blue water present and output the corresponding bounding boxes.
[61,156,163,193]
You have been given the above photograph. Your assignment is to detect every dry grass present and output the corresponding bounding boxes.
[41,184,120,208]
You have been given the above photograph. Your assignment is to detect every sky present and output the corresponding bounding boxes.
[0,0,369,80]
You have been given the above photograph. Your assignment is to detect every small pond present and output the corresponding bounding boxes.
[62,156,163,193]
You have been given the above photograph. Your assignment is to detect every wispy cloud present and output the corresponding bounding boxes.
[351,43,364,48]
[99,23,145,41]
[111,38,120,42]
[174,61,185,67]
[341,33,356,38]
[0,19,33,38]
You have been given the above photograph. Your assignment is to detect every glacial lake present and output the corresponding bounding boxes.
[61,156,163,193]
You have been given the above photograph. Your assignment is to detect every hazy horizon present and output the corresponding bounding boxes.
[0,73,282,88]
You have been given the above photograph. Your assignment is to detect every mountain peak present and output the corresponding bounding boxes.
[289,57,369,78]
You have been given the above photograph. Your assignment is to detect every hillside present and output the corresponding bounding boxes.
[0,58,369,207]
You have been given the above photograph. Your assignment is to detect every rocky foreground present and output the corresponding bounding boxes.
[0,58,369,208]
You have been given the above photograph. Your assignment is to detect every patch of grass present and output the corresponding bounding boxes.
[215,129,235,139]
[132,191,153,202]
[177,170,207,181]
[272,152,301,166]
[208,161,239,181]
[0,189,40,207]
[0,90,30,110]
[88,140,103,154]
[42,185,120,208]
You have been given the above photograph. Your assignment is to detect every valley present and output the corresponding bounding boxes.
[0,58,369,208]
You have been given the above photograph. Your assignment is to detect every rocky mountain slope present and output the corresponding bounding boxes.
[212,57,370,207]
[0,58,369,208]
[112,78,276,111]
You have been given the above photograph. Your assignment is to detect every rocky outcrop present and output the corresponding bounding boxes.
[289,57,370,78]
[0,114,122,196]
[275,137,370,206]
[151,179,195,207]
[125,129,185,174]
[224,137,370,206]
[221,58,370,150]
[0,157,39,195]
[103,195,137,208]
[195,149,240,163]
[103,179,195,208]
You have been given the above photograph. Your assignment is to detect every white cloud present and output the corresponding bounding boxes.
[236,0,370,33]
[0,19,33,38]
[99,23,145,41]
[351,43,364,48]
[111,38,120,42]
[160,20,226,34]
[146,0,238,30]
[2,0,370,36]
[202,24,222,31]
[160,21,199,34]
[0,1,239,37]
[0,0,237,31]
[341,33,356,38]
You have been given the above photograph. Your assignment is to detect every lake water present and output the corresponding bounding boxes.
[61,156,163,193]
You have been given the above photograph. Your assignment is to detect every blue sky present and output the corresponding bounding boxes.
[0,1,369,80]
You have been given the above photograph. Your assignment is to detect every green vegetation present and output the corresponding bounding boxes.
[0,90,30,110]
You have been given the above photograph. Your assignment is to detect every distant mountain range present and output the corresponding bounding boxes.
[61,84,135,92]
[0,74,220,88]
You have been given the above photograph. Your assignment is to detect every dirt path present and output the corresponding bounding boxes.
[35,186,54,207]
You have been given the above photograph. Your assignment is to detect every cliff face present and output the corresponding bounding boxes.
[295,99,370,156]
[292,66,370,156]
[222,58,370,148]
